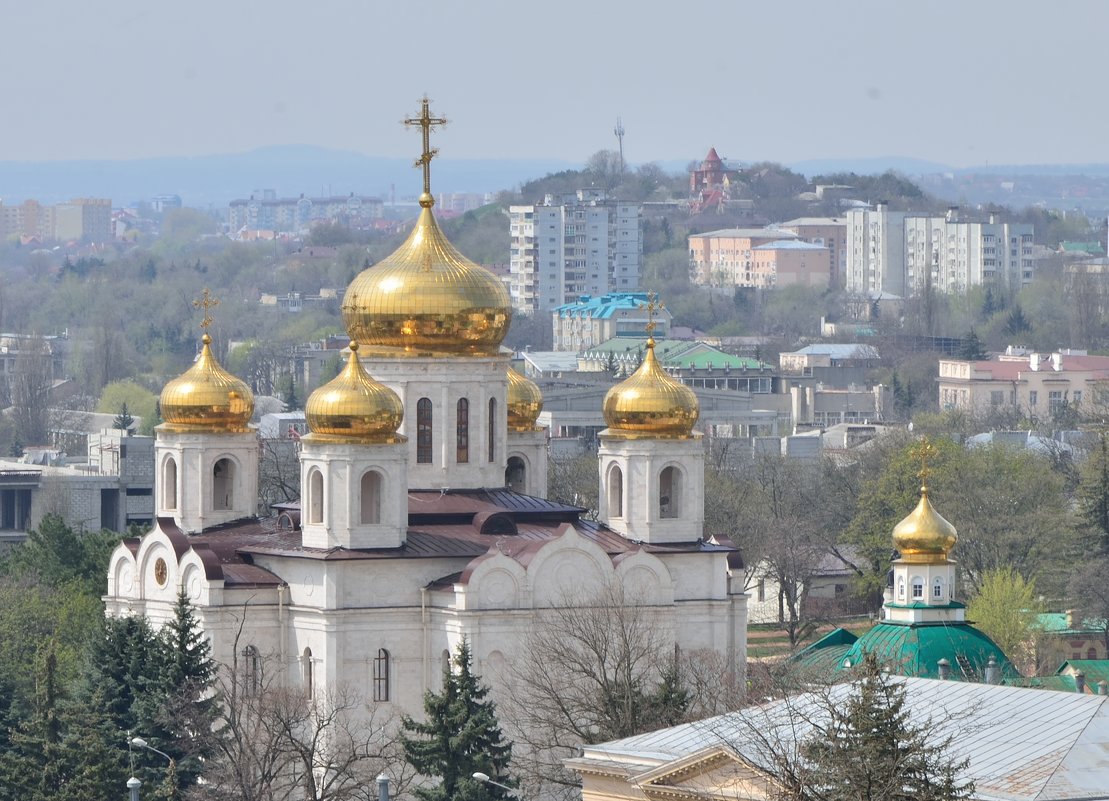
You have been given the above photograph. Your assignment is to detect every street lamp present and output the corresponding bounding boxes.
[127,736,175,801]
[473,772,518,796]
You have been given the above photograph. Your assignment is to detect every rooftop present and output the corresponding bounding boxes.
[581,337,770,370]
[689,228,798,240]
[752,240,827,251]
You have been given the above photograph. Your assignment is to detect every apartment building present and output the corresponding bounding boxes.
[0,197,111,243]
[688,228,798,287]
[228,191,384,233]
[751,240,831,288]
[846,205,1034,296]
[509,190,641,314]
[938,347,1109,417]
[551,292,672,352]
[779,217,847,287]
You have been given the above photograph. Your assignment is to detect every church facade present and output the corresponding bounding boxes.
[103,101,748,720]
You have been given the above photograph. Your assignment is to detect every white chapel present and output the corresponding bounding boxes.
[103,100,748,717]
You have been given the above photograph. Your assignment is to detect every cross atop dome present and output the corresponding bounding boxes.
[193,288,220,339]
[404,96,448,208]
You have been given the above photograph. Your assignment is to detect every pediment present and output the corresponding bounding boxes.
[635,747,776,801]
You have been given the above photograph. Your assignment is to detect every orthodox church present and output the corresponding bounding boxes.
[795,459,1017,682]
[104,100,748,715]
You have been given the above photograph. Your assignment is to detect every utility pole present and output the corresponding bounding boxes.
[613,117,625,173]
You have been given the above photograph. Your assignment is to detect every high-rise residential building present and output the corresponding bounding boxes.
[779,217,848,287]
[0,198,111,243]
[509,190,641,314]
[228,192,384,233]
[846,206,1034,296]
[687,228,799,287]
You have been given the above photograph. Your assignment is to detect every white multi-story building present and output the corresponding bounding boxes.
[509,190,641,314]
[846,206,1034,296]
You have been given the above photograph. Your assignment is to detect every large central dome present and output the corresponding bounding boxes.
[342,201,512,357]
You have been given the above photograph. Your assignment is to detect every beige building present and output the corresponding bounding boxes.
[750,240,831,288]
[780,216,847,287]
[689,228,798,287]
[938,347,1109,417]
[0,197,110,242]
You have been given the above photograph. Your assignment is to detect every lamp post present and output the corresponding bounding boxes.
[473,772,518,797]
[129,736,176,800]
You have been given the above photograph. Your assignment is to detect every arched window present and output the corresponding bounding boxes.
[213,458,235,510]
[307,468,323,524]
[911,576,924,600]
[416,398,433,464]
[659,466,682,518]
[505,456,526,493]
[1089,647,1099,660]
[163,457,178,510]
[608,464,623,518]
[487,398,497,462]
[361,471,383,524]
[456,398,469,464]
[303,647,314,698]
[243,645,260,696]
[932,577,944,600]
[373,648,390,701]
[897,578,905,599]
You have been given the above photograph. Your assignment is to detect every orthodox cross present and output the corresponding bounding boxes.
[193,288,220,331]
[911,436,938,488]
[404,96,448,198]
[644,291,663,336]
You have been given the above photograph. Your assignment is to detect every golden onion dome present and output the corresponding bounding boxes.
[305,343,404,443]
[341,201,512,357]
[602,338,699,438]
[507,368,543,432]
[160,334,254,432]
[892,486,958,563]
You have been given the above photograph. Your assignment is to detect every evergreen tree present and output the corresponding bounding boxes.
[956,328,987,361]
[113,402,135,431]
[0,643,65,801]
[401,639,514,801]
[798,654,973,801]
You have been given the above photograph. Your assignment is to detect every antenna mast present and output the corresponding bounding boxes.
[614,116,625,172]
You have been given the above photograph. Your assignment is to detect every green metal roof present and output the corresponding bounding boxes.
[581,337,770,370]
[1036,612,1107,634]
[838,621,1019,681]
[791,627,859,672]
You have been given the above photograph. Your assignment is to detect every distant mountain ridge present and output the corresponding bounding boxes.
[3,145,1109,209]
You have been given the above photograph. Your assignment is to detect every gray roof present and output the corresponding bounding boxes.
[690,228,798,239]
[576,676,1109,800]
[522,351,580,373]
[789,343,880,359]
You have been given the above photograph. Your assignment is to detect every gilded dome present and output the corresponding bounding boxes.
[305,343,404,443]
[507,368,543,432]
[602,339,699,438]
[160,334,254,432]
[892,487,958,563]
[342,204,512,357]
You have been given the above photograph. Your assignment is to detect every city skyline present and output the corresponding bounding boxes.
[4,1,1108,168]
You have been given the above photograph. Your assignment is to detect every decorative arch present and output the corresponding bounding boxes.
[607,462,624,518]
[212,457,236,510]
[162,456,178,510]
[373,648,390,701]
[911,575,924,600]
[417,398,433,464]
[932,576,945,600]
[505,455,527,493]
[659,464,683,519]
[307,467,324,525]
[360,470,383,524]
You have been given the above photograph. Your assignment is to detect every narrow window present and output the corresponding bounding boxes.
[897,578,905,599]
[213,458,234,510]
[360,471,382,524]
[659,466,681,518]
[243,645,260,696]
[487,398,497,462]
[912,577,924,600]
[308,468,323,524]
[373,648,390,702]
[505,456,526,493]
[932,577,944,600]
[303,647,314,698]
[608,464,623,518]
[456,398,469,464]
[163,457,178,510]
[416,398,433,464]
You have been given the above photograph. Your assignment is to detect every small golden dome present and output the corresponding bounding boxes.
[892,487,958,563]
[160,334,254,432]
[602,339,699,438]
[507,368,543,432]
[342,206,512,357]
[305,343,404,443]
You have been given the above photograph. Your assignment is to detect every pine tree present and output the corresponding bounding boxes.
[401,639,514,801]
[114,402,135,431]
[799,654,973,801]
[956,328,986,361]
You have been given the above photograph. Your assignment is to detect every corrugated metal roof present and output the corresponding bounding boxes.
[581,677,1109,800]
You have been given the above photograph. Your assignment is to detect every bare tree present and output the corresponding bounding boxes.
[9,335,53,446]
[259,438,302,510]
[196,621,412,801]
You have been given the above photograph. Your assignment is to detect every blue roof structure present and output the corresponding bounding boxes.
[554,292,654,320]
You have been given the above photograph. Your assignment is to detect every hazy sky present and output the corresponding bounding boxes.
[4,1,1106,168]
